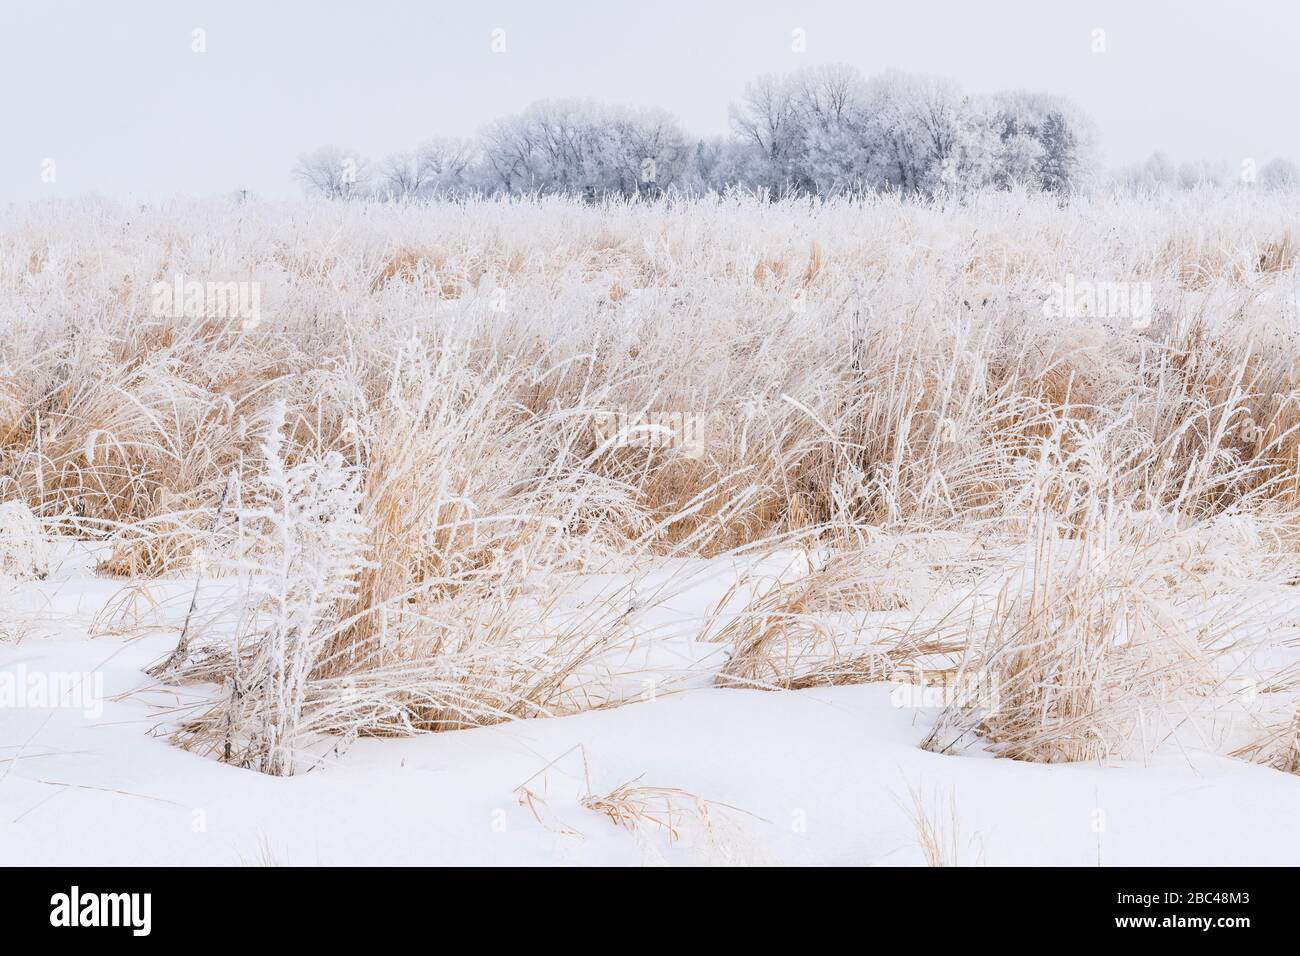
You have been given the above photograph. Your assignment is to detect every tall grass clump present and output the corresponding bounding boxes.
[166,404,369,773]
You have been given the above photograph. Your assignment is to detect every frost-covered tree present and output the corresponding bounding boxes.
[291,145,373,199]
[993,133,1048,189]
[1114,151,1178,194]
[675,136,754,193]
[1260,157,1300,191]
[416,137,478,194]
[1113,153,1298,194]
[797,65,885,194]
[602,108,690,196]
[1112,151,1248,194]
[763,67,1001,196]
[376,138,478,200]
[479,100,687,198]
[729,73,812,194]
[1036,111,1079,193]
[793,63,862,133]
[819,72,1002,196]
[980,91,1100,194]
[1144,151,1178,187]
[376,149,428,202]
[793,69,1073,197]
[1177,159,1230,189]
[905,75,1000,193]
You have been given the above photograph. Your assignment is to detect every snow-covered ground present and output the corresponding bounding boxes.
[3,539,1300,867]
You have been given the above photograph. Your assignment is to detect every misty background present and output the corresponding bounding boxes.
[3,0,1297,201]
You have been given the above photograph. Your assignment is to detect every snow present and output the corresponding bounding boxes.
[3,540,1300,866]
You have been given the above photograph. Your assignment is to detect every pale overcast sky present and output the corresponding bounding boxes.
[2,0,1296,200]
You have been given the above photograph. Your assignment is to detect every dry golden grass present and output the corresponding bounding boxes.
[5,190,1300,773]
[582,777,715,846]
[902,783,965,867]
[1234,716,1300,773]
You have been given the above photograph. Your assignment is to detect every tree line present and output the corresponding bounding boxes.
[291,63,1285,201]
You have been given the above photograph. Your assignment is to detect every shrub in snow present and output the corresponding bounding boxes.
[173,404,370,775]
[0,501,49,580]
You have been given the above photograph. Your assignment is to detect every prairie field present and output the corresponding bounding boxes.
[3,190,1300,864]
